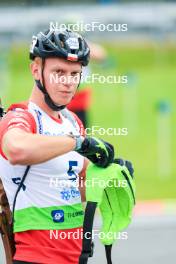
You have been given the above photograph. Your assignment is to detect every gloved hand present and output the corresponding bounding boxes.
[76,137,114,168]
[114,158,134,178]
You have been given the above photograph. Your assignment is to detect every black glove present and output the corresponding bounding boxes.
[76,137,114,168]
[114,158,134,178]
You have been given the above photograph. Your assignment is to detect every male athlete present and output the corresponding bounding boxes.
[0,29,114,264]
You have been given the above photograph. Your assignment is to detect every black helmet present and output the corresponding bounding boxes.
[29,28,90,111]
[30,28,90,66]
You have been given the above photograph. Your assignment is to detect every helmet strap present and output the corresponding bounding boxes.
[35,58,66,111]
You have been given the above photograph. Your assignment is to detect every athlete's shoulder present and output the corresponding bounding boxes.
[0,101,36,134]
[7,101,29,112]
[0,101,35,159]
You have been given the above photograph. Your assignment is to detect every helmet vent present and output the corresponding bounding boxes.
[71,49,76,54]
[78,38,82,50]
[50,34,55,44]
[43,43,52,51]
[60,41,64,48]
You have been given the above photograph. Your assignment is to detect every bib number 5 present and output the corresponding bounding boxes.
[67,161,78,182]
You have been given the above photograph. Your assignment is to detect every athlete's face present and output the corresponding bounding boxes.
[32,57,82,106]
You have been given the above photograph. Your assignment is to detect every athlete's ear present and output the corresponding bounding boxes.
[30,57,42,80]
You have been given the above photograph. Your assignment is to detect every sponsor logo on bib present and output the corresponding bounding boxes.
[51,210,64,223]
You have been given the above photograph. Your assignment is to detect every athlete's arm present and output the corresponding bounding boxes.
[2,128,76,165]
[0,109,78,165]
[1,110,114,167]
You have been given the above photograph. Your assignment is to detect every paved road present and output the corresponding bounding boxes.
[1,215,176,264]
[89,215,176,264]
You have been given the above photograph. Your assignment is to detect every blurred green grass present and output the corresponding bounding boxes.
[1,42,176,201]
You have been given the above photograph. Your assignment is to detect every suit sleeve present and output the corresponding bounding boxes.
[0,110,36,159]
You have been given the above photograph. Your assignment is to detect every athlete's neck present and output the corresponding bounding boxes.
[29,86,60,119]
